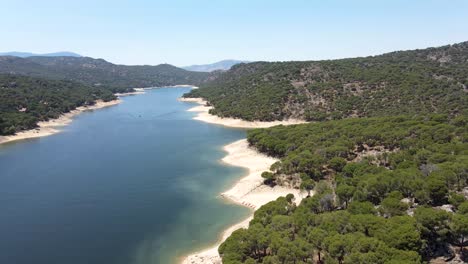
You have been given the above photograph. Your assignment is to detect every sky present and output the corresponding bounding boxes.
[1,0,468,66]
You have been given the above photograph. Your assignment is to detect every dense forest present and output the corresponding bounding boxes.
[184,42,468,121]
[189,42,468,262]
[0,56,214,92]
[0,74,116,135]
[219,115,468,263]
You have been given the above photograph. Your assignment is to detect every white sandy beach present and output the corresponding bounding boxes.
[141,85,199,90]
[118,85,197,97]
[0,99,121,145]
[179,97,306,128]
[181,139,306,264]
[115,88,146,97]
[169,85,199,89]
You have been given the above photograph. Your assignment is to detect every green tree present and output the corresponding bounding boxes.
[307,228,327,263]
[336,184,355,208]
[378,193,409,217]
[347,201,376,215]
[262,171,276,186]
[300,179,315,197]
[458,201,468,215]
[426,174,448,205]
[450,213,468,251]
[414,207,451,257]
[330,157,347,172]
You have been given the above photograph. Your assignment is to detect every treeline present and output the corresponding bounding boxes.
[184,41,468,121]
[0,56,214,92]
[219,115,468,263]
[0,74,116,135]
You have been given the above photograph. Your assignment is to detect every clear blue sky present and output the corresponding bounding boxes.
[2,0,468,66]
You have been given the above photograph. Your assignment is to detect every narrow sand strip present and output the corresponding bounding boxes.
[141,85,199,90]
[179,97,306,128]
[0,87,195,145]
[115,88,146,97]
[119,85,197,96]
[181,139,306,264]
[0,99,121,145]
[169,85,199,89]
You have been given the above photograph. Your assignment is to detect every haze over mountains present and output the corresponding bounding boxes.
[0,51,82,58]
[182,60,250,72]
[0,53,248,73]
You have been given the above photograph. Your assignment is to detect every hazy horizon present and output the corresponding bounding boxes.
[2,0,468,66]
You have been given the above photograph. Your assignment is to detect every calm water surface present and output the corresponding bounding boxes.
[0,88,250,264]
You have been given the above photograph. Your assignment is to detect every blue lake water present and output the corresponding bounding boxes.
[0,87,250,264]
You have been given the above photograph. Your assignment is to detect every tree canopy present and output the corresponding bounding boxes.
[220,115,468,263]
[0,74,115,135]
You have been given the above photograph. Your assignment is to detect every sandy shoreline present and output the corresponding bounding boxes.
[167,84,199,89]
[115,88,146,97]
[140,85,199,90]
[117,85,197,96]
[179,96,307,264]
[181,140,305,264]
[0,99,121,145]
[179,97,306,128]
[0,86,199,145]
[1,88,302,264]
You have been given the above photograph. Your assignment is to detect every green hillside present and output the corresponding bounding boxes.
[0,56,213,93]
[185,42,468,121]
[0,74,115,135]
[220,115,468,263]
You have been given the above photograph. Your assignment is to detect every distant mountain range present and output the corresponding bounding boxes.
[0,51,82,58]
[183,60,250,72]
[1,54,247,73]
[0,56,214,92]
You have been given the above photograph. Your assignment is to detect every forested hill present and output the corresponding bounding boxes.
[220,115,468,263]
[184,41,468,121]
[0,56,214,93]
[0,74,116,135]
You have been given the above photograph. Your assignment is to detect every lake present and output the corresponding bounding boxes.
[0,87,250,264]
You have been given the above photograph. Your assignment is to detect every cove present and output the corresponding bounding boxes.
[0,87,250,264]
